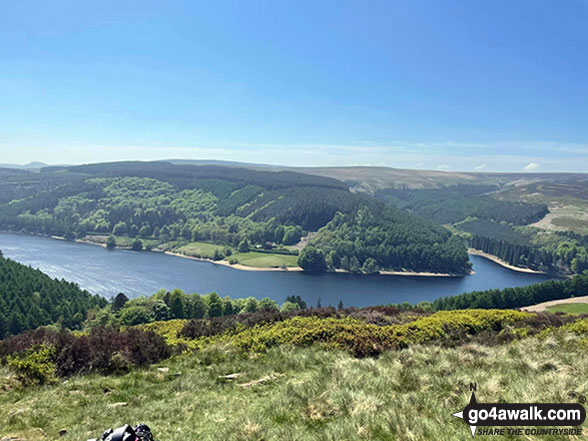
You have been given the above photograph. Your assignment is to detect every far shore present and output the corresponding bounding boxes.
[48,233,463,276]
[164,251,466,276]
[2,232,538,278]
[468,248,548,275]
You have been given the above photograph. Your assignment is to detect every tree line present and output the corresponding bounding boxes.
[86,290,310,329]
[433,271,588,310]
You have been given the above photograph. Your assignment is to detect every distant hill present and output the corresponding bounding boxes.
[0,162,53,170]
[0,161,472,275]
[284,165,588,192]
[165,159,281,168]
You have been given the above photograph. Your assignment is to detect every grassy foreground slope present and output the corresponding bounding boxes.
[1,334,587,440]
[1,308,588,440]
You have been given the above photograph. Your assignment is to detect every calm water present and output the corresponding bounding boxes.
[0,233,555,307]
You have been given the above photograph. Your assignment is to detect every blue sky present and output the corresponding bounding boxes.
[1,0,587,172]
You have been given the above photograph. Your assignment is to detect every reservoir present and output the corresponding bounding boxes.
[0,233,555,308]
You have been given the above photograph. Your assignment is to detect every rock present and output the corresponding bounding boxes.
[108,402,128,408]
[220,373,245,380]
[238,373,284,388]
[8,409,25,417]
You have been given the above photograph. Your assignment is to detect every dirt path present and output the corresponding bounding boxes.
[522,296,588,312]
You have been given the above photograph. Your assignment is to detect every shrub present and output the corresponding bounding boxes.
[182,309,532,358]
[0,327,172,378]
[560,317,588,335]
[132,238,143,251]
[212,249,224,261]
[119,305,156,326]
[6,344,56,385]
[106,235,116,249]
[298,246,327,272]
[280,301,300,313]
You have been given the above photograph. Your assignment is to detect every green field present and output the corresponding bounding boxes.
[175,241,229,259]
[1,337,587,441]
[173,244,299,268]
[231,251,299,268]
[546,303,588,314]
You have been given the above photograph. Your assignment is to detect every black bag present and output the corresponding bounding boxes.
[87,423,154,441]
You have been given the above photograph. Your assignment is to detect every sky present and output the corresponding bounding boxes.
[1,0,588,172]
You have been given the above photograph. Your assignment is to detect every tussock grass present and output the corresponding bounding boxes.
[1,334,586,441]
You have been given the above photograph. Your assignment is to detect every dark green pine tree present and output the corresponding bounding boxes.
[0,311,7,339]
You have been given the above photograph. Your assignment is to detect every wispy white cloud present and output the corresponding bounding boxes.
[1,139,586,172]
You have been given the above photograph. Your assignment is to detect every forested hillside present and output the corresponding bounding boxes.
[0,162,472,274]
[376,185,548,225]
[459,219,588,274]
[0,253,106,338]
[309,207,471,274]
[375,182,587,275]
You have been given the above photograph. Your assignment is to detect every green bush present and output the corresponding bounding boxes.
[188,309,530,357]
[560,317,588,335]
[6,344,57,385]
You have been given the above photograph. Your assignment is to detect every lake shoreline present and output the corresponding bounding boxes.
[154,250,467,277]
[467,248,548,274]
[44,232,464,277]
[2,232,511,278]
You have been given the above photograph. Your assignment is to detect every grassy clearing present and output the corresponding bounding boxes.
[175,242,229,259]
[231,251,299,268]
[551,216,588,235]
[1,336,587,441]
[546,303,588,314]
[170,244,299,268]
